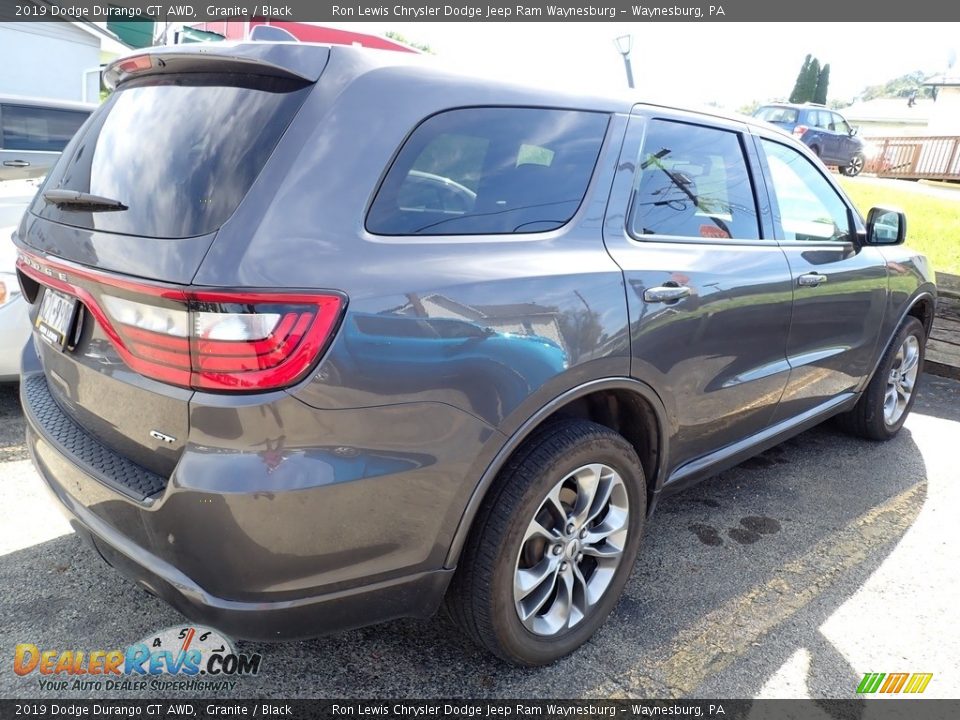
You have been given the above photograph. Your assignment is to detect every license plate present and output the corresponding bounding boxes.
[36,287,78,350]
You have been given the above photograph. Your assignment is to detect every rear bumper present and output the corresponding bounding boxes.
[20,335,495,639]
[27,416,455,640]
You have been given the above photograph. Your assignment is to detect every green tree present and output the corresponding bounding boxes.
[802,58,821,103]
[813,63,831,104]
[385,31,434,54]
[789,54,813,103]
[860,71,934,101]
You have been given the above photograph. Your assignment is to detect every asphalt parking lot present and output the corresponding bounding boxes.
[0,372,957,700]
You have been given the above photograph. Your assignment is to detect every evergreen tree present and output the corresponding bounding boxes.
[801,59,821,103]
[789,54,813,103]
[814,64,831,104]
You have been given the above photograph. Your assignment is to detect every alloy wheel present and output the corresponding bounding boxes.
[513,463,629,636]
[884,335,920,425]
[845,154,864,176]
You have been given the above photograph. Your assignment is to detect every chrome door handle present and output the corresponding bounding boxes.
[797,273,828,287]
[3,160,30,167]
[643,285,692,303]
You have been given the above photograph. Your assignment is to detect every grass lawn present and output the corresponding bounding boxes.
[838,178,960,277]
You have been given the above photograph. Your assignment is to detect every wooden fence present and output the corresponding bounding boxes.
[864,135,960,180]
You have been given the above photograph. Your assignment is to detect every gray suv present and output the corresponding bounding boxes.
[13,44,936,666]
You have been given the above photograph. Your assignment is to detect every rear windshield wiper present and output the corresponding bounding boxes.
[43,189,128,212]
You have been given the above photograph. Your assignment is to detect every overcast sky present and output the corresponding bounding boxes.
[336,22,958,109]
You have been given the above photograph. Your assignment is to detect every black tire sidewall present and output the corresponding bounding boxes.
[486,427,646,665]
[867,317,925,438]
[844,153,864,177]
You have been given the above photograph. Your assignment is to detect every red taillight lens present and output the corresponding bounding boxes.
[104,293,343,391]
[17,252,344,393]
[793,125,808,137]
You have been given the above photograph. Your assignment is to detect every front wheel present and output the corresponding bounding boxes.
[841,152,865,177]
[835,317,925,440]
[446,419,646,666]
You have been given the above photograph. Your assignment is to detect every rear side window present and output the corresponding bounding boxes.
[33,74,311,239]
[367,107,608,236]
[2,104,89,151]
[630,119,760,240]
[755,107,798,124]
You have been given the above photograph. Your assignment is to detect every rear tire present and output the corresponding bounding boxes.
[446,419,646,666]
[835,317,925,440]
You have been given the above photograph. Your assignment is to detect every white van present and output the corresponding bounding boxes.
[0,95,94,181]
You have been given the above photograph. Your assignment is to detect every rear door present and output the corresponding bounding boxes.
[603,110,794,476]
[753,134,886,422]
[0,103,89,181]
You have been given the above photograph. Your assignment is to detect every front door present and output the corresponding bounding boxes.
[603,111,795,474]
[754,135,887,422]
[831,112,858,165]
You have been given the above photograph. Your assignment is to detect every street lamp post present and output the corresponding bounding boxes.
[615,34,635,89]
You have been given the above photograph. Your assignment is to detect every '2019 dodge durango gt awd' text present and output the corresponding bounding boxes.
[14,43,936,666]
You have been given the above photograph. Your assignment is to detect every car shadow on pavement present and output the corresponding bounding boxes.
[1,379,952,699]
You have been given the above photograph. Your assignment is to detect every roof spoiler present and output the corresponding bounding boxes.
[103,43,330,90]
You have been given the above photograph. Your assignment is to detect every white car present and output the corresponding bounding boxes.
[0,226,29,381]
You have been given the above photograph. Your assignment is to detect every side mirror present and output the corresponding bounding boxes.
[866,206,907,245]
[849,126,858,136]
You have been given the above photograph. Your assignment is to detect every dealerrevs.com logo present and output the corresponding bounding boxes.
[14,626,263,693]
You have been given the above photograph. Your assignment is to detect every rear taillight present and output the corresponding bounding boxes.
[112,291,342,391]
[793,125,809,137]
[17,252,344,392]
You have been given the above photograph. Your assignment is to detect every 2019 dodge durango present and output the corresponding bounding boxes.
[13,43,936,666]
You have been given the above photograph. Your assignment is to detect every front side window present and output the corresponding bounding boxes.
[366,107,609,236]
[832,114,851,135]
[1,105,89,151]
[630,119,760,240]
[761,139,852,243]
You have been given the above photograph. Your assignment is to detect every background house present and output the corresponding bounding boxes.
[923,74,960,134]
[842,97,933,137]
[0,22,129,102]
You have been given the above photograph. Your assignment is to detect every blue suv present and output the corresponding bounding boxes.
[754,103,866,176]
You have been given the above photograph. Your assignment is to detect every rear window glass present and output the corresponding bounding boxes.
[2,104,90,151]
[33,74,311,239]
[366,107,608,236]
[754,107,799,124]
